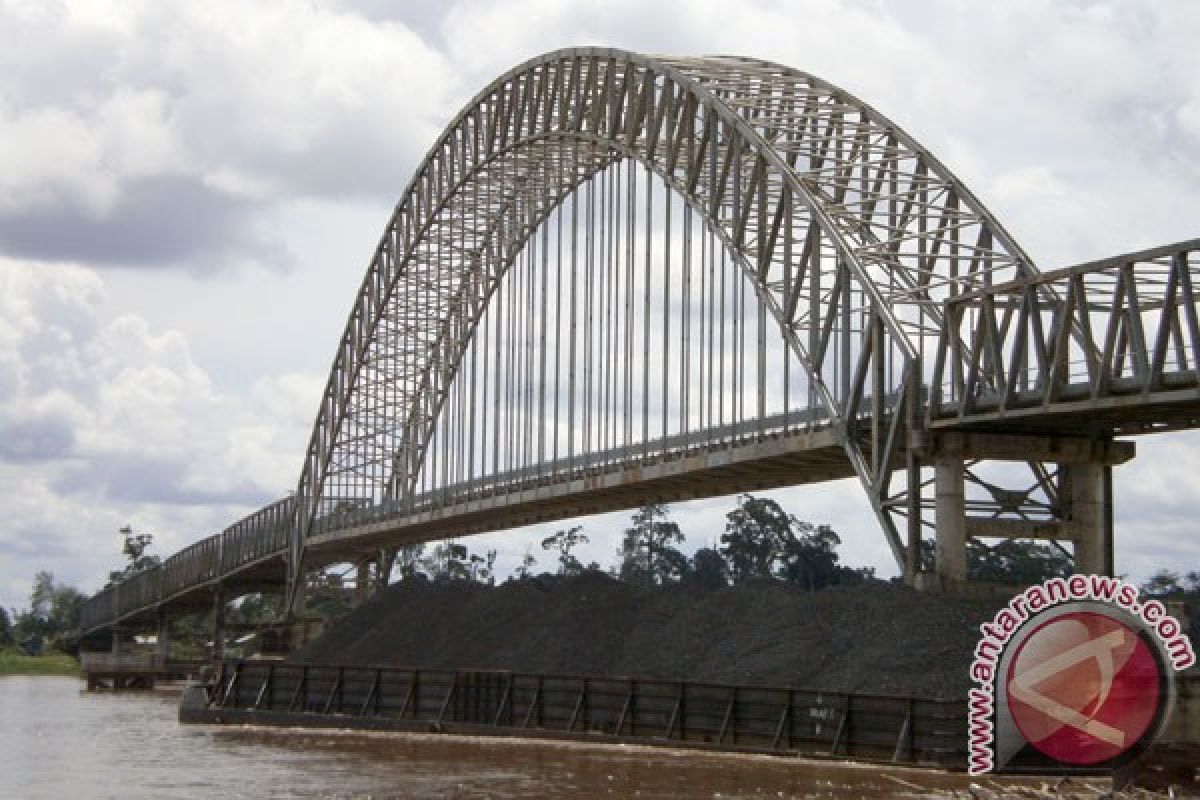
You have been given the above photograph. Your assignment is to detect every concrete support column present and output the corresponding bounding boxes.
[355,560,373,607]
[156,609,170,662]
[111,627,121,655]
[377,548,395,591]
[1069,462,1114,575]
[290,572,307,617]
[288,575,308,651]
[935,458,967,586]
[212,586,225,663]
[904,453,922,586]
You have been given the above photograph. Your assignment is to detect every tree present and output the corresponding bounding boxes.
[1142,569,1183,597]
[966,539,1072,584]
[392,544,426,582]
[719,495,797,582]
[1141,569,1200,643]
[717,495,859,590]
[10,572,85,648]
[686,547,728,589]
[468,549,497,584]
[0,607,12,646]
[29,570,54,621]
[106,525,161,587]
[229,593,284,626]
[422,541,471,582]
[777,523,842,591]
[616,503,688,585]
[542,526,588,576]
[48,585,83,635]
[513,548,538,580]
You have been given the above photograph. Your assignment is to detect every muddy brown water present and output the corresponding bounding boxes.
[0,676,1099,798]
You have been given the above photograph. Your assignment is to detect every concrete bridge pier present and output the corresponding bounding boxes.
[933,459,967,586]
[156,608,170,662]
[926,433,1129,588]
[377,547,395,590]
[1066,462,1115,576]
[212,585,226,662]
[355,559,373,607]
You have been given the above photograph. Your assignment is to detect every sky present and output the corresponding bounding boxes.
[2,0,1199,611]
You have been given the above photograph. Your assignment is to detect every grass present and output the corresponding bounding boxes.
[0,647,80,676]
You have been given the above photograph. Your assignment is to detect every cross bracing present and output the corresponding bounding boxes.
[79,49,1200,634]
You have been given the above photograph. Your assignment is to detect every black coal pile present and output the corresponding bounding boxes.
[290,574,1005,700]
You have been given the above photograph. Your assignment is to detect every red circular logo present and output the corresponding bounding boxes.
[1005,610,1163,765]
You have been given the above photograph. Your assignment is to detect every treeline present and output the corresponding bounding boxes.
[9,495,1195,651]
[2,572,83,655]
[387,494,878,590]
[1141,570,1200,638]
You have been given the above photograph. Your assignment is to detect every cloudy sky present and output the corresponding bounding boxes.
[2,0,1199,610]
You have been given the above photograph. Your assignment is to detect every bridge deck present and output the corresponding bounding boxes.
[307,427,850,564]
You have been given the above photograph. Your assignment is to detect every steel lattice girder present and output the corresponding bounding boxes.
[77,51,1200,632]
[286,47,1041,591]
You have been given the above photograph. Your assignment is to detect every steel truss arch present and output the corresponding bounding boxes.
[288,48,1039,593]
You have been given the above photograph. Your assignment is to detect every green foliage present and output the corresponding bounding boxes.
[391,544,426,582]
[720,495,793,581]
[29,570,54,619]
[229,593,284,626]
[616,503,688,585]
[1140,569,1200,598]
[542,526,589,576]
[304,569,353,619]
[422,541,473,582]
[776,522,841,591]
[685,547,728,589]
[11,572,84,649]
[718,494,858,589]
[367,541,503,586]
[965,539,1072,584]
[106,525,161,588]
[916,537,1084,585]
[0,607,12,646]
[0,647,79,676]
[1140,570,1200,641]
[513,548,538,580]
[467,549,497,584]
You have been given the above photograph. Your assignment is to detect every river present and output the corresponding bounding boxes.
[1,676,1082,798]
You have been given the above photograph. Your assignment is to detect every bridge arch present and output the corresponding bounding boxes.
[289,48,1039,588]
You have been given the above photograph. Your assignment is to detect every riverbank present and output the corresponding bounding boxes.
[0,647,79,676]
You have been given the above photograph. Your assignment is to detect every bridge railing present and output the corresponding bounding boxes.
[80,496,294,633]
[930,239,1200,423]
[160,535,221,600]
[117,567,162,619]
[307,407,838,537]
[219,496,294,574]
[80,585,118,632]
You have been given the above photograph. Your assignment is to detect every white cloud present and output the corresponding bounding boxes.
[0,259,318,601]
[2,0,1199,609]
[0,0,457,271]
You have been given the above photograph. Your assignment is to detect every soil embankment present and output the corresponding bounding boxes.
[292,575,1004,700]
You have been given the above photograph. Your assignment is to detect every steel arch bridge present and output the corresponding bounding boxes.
[81,48,1200,638]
